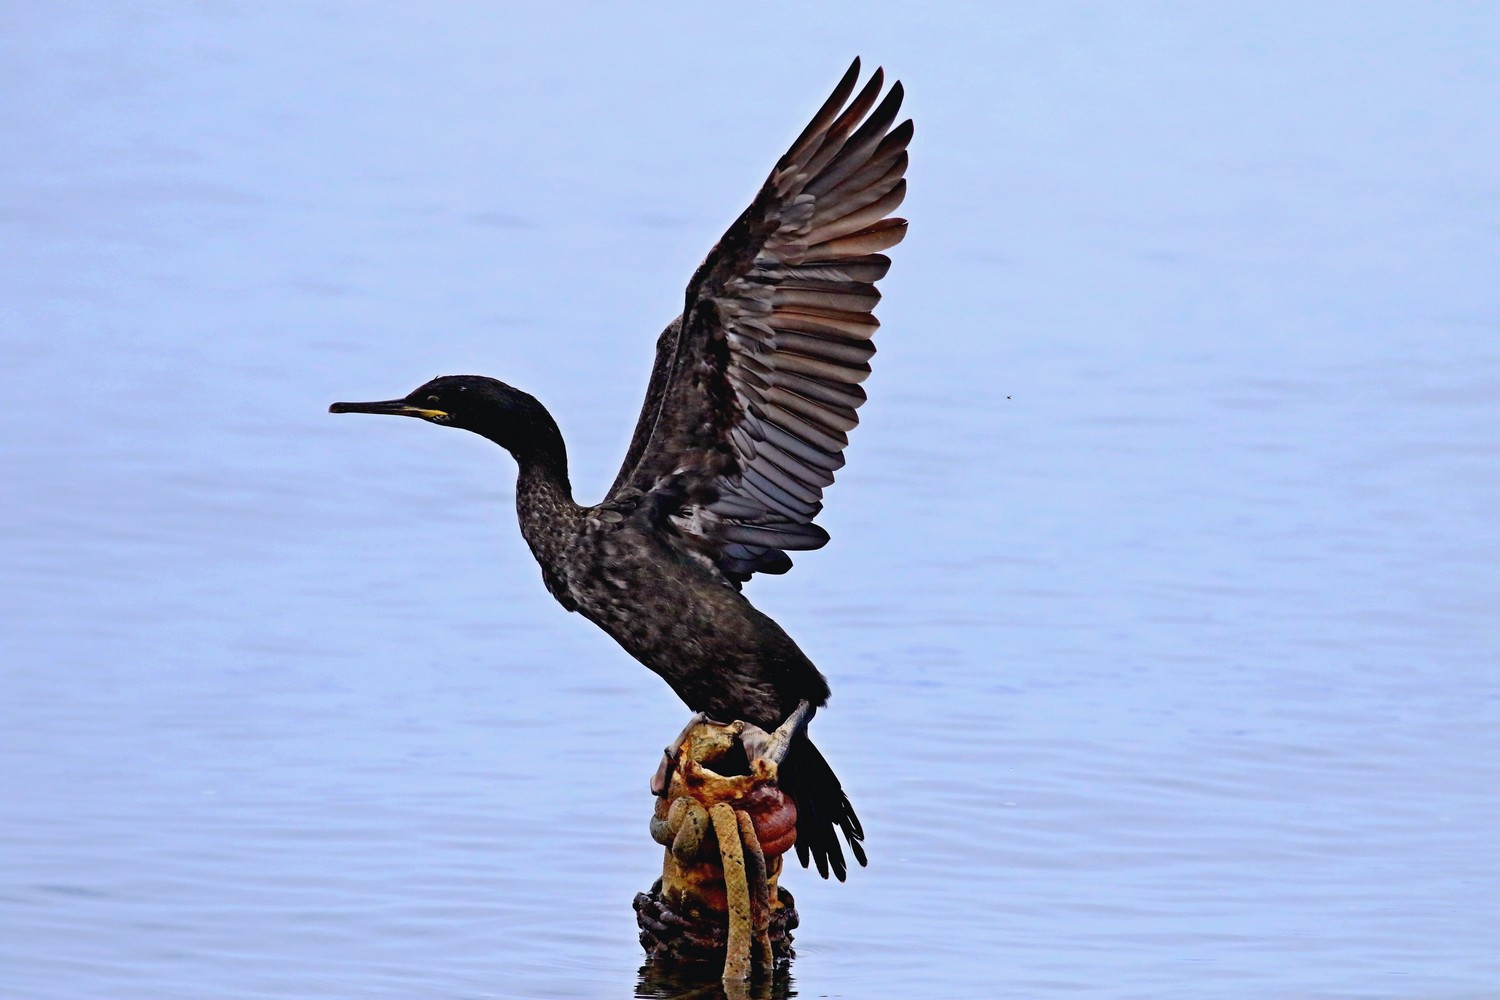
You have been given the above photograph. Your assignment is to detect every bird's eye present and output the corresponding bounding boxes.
[426,395,440,405]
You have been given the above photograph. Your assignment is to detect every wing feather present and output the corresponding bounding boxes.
[608,59,910,583]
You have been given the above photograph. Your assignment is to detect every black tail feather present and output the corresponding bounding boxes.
[780,733,865,881]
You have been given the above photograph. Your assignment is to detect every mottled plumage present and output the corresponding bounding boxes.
[331,60,910,880]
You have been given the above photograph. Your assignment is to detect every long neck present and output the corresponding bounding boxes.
[515,443,575,519]
[491,409,579,570]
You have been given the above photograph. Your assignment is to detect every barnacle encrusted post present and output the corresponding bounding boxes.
[633,717,802,983]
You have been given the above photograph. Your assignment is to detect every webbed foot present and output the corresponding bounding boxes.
[740,700,812,767]
[651,712,711,796]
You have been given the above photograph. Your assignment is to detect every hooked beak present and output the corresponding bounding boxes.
[329,399,449,421]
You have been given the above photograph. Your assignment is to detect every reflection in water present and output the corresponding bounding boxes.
[636,960,796,1000]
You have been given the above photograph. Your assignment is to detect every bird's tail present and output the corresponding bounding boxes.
[780,733,866,881]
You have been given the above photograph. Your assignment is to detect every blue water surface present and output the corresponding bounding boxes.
[3,4,1496,998]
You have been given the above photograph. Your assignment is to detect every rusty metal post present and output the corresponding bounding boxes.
[633,717,801,985]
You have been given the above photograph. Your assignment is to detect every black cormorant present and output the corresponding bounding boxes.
[331,59,910,880]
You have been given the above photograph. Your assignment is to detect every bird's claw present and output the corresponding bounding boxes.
[651,711,711,796]
[653,702,810,794]
[741,700,812,767]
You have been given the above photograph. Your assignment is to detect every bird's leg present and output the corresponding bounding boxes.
[651,711,711,796]
[740,700,813,767]
[652,703,810,793]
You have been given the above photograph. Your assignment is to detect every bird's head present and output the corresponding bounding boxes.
[330,375,560,457]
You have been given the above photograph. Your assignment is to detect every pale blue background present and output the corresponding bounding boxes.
[3,3,1497,998]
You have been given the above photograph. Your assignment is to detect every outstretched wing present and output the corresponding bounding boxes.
[608,59,910,583]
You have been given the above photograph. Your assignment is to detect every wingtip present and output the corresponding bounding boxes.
[781,58,869,170]
[835,57,864,102]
